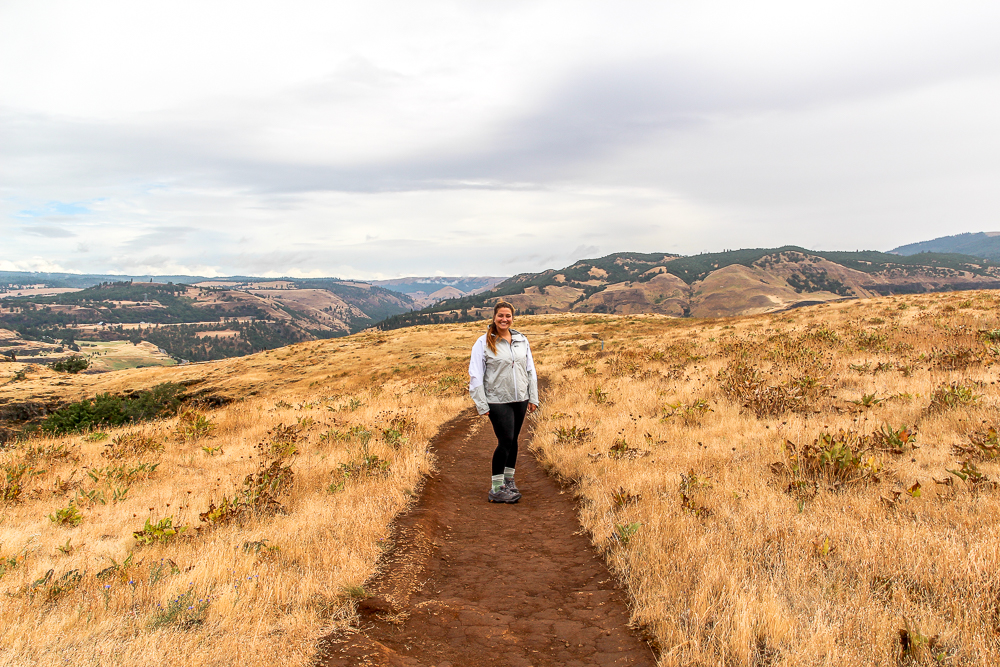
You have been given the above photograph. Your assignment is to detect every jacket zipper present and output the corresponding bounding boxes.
[507,336,519,402]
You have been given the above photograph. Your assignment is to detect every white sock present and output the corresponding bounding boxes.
[491,474,505,491]
[504,467,515,480]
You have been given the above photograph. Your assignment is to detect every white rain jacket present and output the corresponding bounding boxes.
[468,328,539,415]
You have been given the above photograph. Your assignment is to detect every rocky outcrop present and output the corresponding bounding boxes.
[576,273,689,316]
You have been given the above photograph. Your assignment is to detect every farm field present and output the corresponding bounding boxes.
[0,287,82,299]
[0,333,176,372]
[78,340,177,372]
[0,290,998,665]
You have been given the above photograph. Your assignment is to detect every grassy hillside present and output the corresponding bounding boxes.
[443,246,998,300]
[290,279,415,328]
[528,290,1000,665]
[2,290,999,665]
[0,326,472,666]
[376,246,1000,329]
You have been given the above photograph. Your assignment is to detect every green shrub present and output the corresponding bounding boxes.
[854,330,888,352]
[331,452,389,481]
[779,429,882,488]
[804,326,841,344]
[41,383,183,434]
[946,460,998,492]
[953,426,1000,460]
[928,381,980,412]
[87,461,159,485]
[174,410,215,442]
[1,463,42,503]
[0,551,23,579]
[554,425,592,444]
[22,568,83,601]
[48,504,83,527]
[381,426,406,449]
[613,522,642,546]
[51,356,89,374]
[661,399,713,426]
[871,424,918,454]
[199,459,295,526]
[257,424,301,458]
[133,516,186,545]
[589,386,610,403]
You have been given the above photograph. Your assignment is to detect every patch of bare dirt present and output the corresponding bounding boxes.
[317,407,656,667]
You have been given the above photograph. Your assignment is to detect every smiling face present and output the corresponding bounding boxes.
[493,307,513,333]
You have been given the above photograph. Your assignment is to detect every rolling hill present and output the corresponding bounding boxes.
[0,278,413,363]
[377,246,1000,328]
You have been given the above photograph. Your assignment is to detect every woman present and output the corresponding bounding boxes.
[469,301,539,503]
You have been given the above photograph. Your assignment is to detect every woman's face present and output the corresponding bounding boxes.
[494,307,513,331]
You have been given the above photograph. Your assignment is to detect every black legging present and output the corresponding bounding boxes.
[487,401,529,476]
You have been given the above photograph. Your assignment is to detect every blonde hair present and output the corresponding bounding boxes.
[486,301,515,355]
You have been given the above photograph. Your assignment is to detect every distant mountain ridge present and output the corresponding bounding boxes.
[891,232,1000,260]
[377,246,1000,328]
[0,272,239,289]
[0,277,413,363]
[0,271,506,310]
[370,276,506,293]
[370,276,507,308]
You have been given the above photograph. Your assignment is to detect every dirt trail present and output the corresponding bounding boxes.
[317,408,657,667]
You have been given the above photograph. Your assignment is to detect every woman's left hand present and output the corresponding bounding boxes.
[527,403,538,413]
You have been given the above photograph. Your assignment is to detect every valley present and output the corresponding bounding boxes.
[0,279,413,365]
[1,289,998,665]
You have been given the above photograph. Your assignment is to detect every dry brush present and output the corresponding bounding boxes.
[530,292,1000,666]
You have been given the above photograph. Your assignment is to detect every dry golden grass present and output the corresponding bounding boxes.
[528,291,1000,666]
[4,293,1000,666]
[0,326,476,667]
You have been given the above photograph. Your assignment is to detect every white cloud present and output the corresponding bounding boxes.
[0,257,77,273]
[2,1,999,277]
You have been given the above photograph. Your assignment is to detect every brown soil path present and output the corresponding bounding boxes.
[316,408,657,667]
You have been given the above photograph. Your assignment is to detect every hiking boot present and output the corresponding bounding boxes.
[488,486,520,503]
[504,478,520,495]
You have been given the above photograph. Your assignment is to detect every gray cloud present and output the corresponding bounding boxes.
[20,225,76,237]
[569,245,601,260]
[2,2,999,277]
[122,226,198,250]
[116,254,173,269]
[5,44,996,198]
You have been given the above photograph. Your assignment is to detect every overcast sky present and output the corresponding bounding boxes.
[2,1,999,279]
